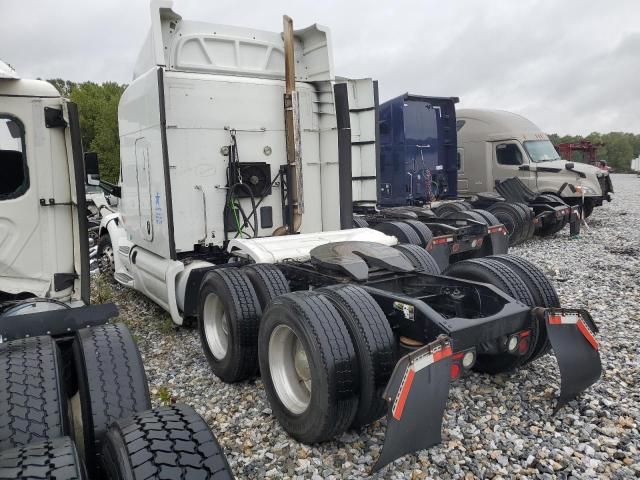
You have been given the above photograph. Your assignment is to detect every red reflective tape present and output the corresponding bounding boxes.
[548,314,562,325]
[452,352,465,360]
[577,320,599,351]
[434,345,453,362]
[393,368,415,420]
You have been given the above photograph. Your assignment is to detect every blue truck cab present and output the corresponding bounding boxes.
[378,94,459,206]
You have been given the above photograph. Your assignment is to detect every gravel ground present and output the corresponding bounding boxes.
[95,173,640,479]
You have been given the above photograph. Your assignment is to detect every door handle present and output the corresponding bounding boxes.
[194,185,208,244]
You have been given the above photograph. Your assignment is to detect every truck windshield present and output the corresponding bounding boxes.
[523,140,561,162]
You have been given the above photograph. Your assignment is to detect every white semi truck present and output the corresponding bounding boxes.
[96,1,603,472]
[456,109,614,218]
[0,60,234,478]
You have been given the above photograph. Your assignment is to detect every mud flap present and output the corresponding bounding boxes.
[569,206,581,236]
[372,336,452,473]
[545,309,601,409]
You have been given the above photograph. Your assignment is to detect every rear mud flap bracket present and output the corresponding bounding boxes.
[372,336,452,473]
[546,309,601,409]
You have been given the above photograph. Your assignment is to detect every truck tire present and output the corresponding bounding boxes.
[490,254,560,361]
[352,216,369,228]
[198,268,261,383]
[511,203,535,241]
[394,244,441,274]
[486,202,527,246]
[402,220,433,248]
[537,194,569,236]
[258,292,359,443]
[442,209,489,226]
[97,234,114,275]
[0,437,86,480]
[317,285,395,428]
[0,336,69,451]
[373,221,422,246]
[432,201,471,217]
[582,198,595,218]
[243,264,290,311]
[472,209,501,227]
[101,404,234,480]
[444,258,538,373]
[73,324,151,479]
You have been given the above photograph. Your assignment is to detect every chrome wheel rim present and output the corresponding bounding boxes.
[203,293,229,360]
[269,325,311,414]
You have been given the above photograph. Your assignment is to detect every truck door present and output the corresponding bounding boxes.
[492,141,533,189]
[456,148,469,194]
[0,101,74,297]
[134,138,153,241]
[0,115,39,283]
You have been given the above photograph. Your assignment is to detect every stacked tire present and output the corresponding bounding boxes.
[0,324,234,479]
[444,254,560,372]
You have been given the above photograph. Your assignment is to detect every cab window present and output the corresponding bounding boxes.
[0,116,29,199]
[496,143,523,166]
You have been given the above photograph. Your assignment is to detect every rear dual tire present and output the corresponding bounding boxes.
[536,194,569,236]
[486,202,529,246]
[444,257,539,373]
[491,254,559,361]
[318,285,396,428]
[394,244,441,274]
[373,221,423,246]
[198,268,261,383]
[258,292,359,443]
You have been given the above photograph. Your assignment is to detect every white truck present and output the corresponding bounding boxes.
[456,109,614,218]
[96,1,603,472]
[0,59,233,479]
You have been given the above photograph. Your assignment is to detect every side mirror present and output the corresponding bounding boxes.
[84,152,100,186]
[565,162,575,169]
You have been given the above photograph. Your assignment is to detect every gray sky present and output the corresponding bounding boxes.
[3,0,639,135]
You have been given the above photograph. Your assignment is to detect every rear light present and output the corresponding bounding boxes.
[462,350,476,369]
[432,236,454,246]
[451,349,476,379]
[451,243,460,253]
[508,330,531,355]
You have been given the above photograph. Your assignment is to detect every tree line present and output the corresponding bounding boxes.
[47,79,640,182]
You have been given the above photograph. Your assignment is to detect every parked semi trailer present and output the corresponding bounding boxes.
[347,89,510,261]
[0,60,233,479]
[95,2,602,471]
[362,93,589,245]
[457,109,613,218]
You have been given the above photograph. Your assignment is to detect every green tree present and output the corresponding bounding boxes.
[46,78,77,97]
[47,79,126,183]
[601,132,633,170]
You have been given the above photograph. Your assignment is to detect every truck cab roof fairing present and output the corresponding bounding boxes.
[134,0,334,82]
